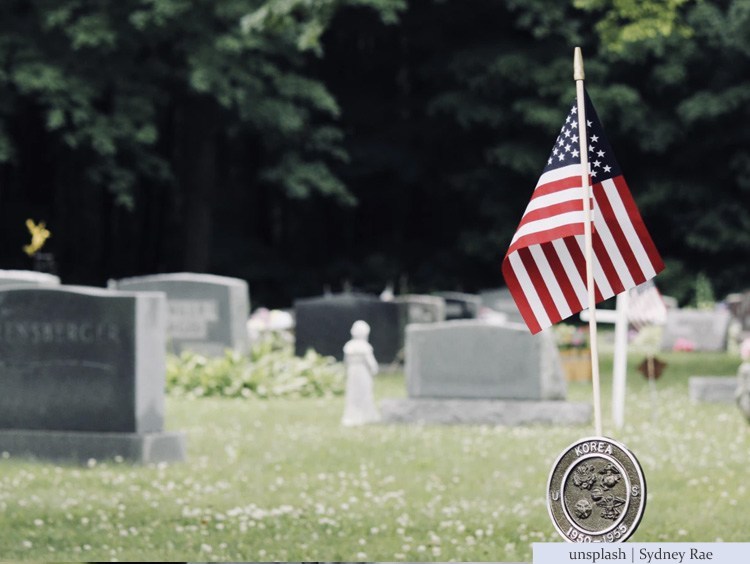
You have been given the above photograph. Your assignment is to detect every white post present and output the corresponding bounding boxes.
[579,293,630,429]
[574,47,603,437]
[611,291,630,429]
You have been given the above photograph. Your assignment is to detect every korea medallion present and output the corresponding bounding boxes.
[547,436,646,542]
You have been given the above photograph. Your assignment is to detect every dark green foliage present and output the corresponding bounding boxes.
[0,0,747,306]
[312,0,749,302]
[0,0,381,281]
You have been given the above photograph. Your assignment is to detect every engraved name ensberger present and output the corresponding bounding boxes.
[0,320,121,345]
[168,299,218,339]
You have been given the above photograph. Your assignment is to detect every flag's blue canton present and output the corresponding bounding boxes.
[542,92,622,182]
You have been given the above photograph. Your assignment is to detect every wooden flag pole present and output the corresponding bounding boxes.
[574,47,603,437]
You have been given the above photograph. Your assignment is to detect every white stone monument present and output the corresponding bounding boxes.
[341,320,380,426]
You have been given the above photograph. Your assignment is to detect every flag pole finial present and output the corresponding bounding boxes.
[574,47,585,81]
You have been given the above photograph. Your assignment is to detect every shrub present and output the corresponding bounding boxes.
[166,335,345,399]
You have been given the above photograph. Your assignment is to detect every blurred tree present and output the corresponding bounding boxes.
[0,0,747,307]
[693,271,716,309]
[575,0,694,52]
[578,0,750,301]
[313,0,749,302]
[311,0,587,293]
[0,0,402,281]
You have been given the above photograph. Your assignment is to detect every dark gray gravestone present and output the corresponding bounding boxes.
[0,269,60,288]
[661,308,731,352]
[432,291,480,320]
[294,294,406,363]
[115,272,249,356]
[0,286,185,463]
[393,294,446,324]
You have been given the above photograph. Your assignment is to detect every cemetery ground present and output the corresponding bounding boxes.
[0,349,746,562]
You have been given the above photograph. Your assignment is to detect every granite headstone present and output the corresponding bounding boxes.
[479,287,523,323]
[737,359,750,422]
[0,286,185,463]
[432,291,481,320]
[729,291,750,332]
[661,308,731,351]
[294,293,406,363]
[393,294,446,324]
[0,269,60,288]
[115,272,250,356]
[380,320,589,425]
[688,376,737,403]
[405,320,565,400]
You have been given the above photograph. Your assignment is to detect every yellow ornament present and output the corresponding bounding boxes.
[22,219,51,257]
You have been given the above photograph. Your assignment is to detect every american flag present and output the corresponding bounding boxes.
[627,280,667,329]
[502,90,664,334]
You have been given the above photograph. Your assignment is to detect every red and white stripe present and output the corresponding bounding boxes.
[502,172,664,335]
[627,280,667,329]
[506,164,592,255]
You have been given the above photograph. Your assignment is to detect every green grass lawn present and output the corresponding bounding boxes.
[0,350,746,561]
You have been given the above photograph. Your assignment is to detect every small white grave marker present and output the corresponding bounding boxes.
[580,282,667,429]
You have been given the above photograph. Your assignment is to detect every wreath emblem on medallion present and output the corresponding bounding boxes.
[571,461,626,520]
[572,463,597,489]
